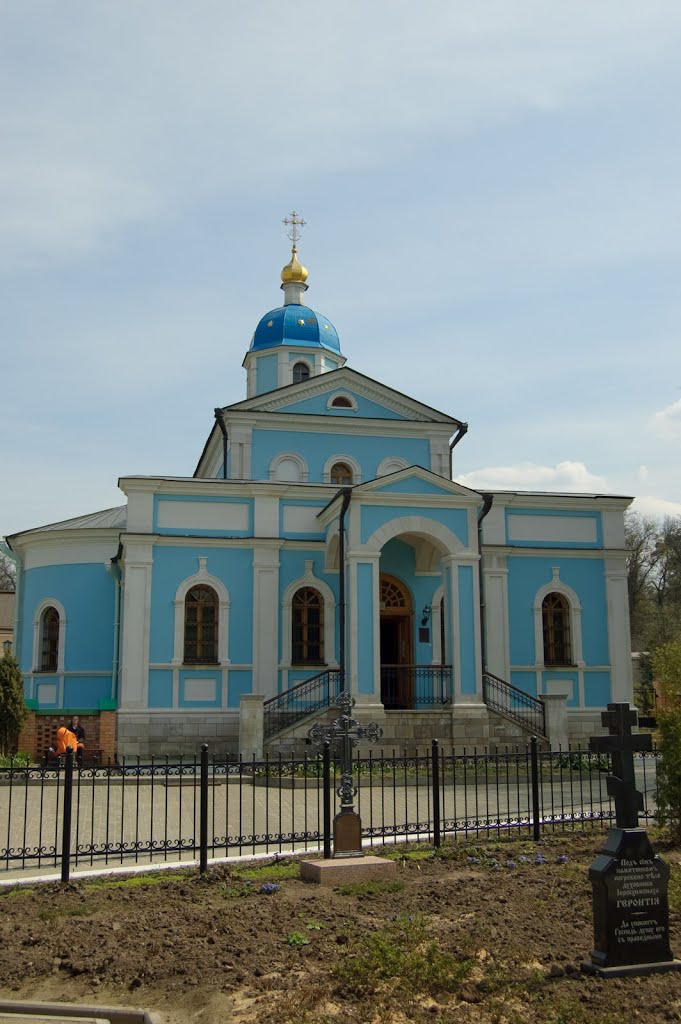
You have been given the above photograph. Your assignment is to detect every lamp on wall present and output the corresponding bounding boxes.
[421,605,431,627]
[2,640,12,656]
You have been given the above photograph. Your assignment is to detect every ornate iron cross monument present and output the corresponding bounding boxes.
[309,691,383,857]
[589,702,652,829]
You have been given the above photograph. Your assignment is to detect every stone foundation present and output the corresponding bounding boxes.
[116,710,240,758]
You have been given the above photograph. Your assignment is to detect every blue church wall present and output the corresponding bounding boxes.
[34,677,60,708]
[149,546,254,666]
[510,671,537,698]
[20,564,115,674]
[361,505,469,548]
[149,670,173,708]
[507,556,609,667]
[279,392,409,420]
[251,429,430,483]
[256,353,278,395]
[540,670,580,708]
[373,478,464,497]
[153,495,254,537]
[584,671,611,707]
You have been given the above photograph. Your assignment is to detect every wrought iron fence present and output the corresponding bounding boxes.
[0,742,659,880]
[263,668,341,739]
[380,665,452,709]
[482,671,546,736]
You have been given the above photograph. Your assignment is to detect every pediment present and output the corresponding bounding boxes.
[223,368,462,424]
[356,465,482,500]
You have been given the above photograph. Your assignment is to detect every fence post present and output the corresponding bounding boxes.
[530,736,541,842]
[60,747,74,883]
[431,739,441,848]
[322,741,331,859]
[199,744,209,874]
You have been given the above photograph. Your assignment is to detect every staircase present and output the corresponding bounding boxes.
[263,669,342,742]
[482,671,547,739]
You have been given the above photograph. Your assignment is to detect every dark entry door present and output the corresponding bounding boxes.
[380,613,412,709]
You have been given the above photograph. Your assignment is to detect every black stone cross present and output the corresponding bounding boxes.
[309,691,382,812]
[590,702,652,829]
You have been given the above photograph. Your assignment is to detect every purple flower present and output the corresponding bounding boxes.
[504,860,517,869]
[556,854,569,864]
[467,856,480,863]
[518,855,528,863]
[535,853,547,865]
[258,882,281,895]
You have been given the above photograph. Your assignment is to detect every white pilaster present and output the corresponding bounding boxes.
[482,553,510,680]
[252,546,280,696]
[119,539,153,710]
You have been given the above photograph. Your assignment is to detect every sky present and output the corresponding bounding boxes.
[2,1,680,539]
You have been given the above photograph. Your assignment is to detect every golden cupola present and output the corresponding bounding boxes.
[281,245,309,284]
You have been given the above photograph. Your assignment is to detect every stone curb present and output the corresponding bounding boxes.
[0,1001,163,1023]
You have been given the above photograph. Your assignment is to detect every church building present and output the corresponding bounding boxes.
[7,216,634,759]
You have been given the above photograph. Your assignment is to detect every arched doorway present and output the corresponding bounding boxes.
[379,574,413,709]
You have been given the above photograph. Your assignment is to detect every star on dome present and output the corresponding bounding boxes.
[297,319,305,326]
[267,320,274,327]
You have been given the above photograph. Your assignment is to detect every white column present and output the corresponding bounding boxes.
[252,545,280,696]
[442,555,462,703]
[239,694,265,757]
[605,556,634,703]
[119,539,153,709]
[482,553,510,680]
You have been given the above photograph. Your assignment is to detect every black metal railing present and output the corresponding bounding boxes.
[482,671,546,737]
[263,668,341,740]
[0,742,659,879]
[380,665,453,709]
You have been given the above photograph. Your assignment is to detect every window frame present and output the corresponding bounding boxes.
[291,586,325,666]
[541,591,572,666]
[183,584,219,665]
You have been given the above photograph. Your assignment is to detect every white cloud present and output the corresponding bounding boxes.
[638,465,649,482]
[455,460,608,492]
[650,397,681,440]
[632,495,681,519]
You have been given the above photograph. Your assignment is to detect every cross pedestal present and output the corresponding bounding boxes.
[583,703,681,976]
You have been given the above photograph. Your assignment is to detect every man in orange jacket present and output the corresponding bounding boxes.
[50,725,78,758]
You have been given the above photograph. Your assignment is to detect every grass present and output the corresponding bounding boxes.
[37,904,93,921]
[334,912,472,998]
[668,861,681,912]
[84,870,192,891]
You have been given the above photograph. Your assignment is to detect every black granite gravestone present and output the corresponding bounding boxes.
[309,691,382,858]
[583,702,681,976]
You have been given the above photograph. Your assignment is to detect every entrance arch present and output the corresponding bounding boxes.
[379,573,413,709]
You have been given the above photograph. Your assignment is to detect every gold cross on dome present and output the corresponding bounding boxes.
[283,210,306,245]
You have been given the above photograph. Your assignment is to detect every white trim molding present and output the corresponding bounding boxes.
[322,453,363,485]
[268,451,309,483]
[32,597,67,675]
[280,560,338,669]
[533,566,584,669]
[431,584,445,665]
[376,456,409,477]
[172,557,230,666]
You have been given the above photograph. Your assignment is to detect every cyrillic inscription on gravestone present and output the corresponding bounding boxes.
[590,828,673,970]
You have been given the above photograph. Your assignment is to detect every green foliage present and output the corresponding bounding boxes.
[652,639,681,840]
[0,752,29,768]
[233,858,299,881]
[286,931,311,948]
[0,651,28,757]
[334,913,472,997]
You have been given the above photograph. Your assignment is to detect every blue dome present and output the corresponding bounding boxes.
[250,305,341,355]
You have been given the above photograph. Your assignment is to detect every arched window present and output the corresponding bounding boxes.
[292,587,324,665]
[40,606,60,672]
[292,361,311,384]
[330,461,353,485]
[184,585,219,664]
[542,592,571,665]
[331,396,352,408]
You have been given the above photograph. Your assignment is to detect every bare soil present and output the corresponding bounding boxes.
[1,831,681,1024]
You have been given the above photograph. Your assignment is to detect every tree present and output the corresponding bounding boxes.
[0,551,16,592]
[652,638,681,841]
[0,648,28,757]
[625,511,681,652]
